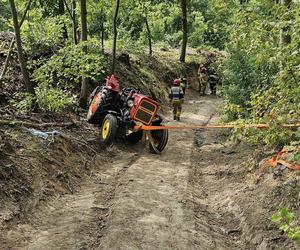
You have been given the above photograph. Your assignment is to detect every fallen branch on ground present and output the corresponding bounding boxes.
[0,119,76,128]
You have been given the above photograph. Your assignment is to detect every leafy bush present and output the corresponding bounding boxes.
[32,40,107,90]
[221,0,300,147]
[11,85,74,114]
[10,93,36,113]
[117,27,146,54]
[0,0,10,31]
[21,12,66,56]
[35,83,74,113]
[203,0,237,49]
[188,12,207,48]
[16,40,107,114]
[272,208,300,246]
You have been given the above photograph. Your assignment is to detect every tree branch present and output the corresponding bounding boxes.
[0,38,15,83]
[63,0,73,19]
[0,120,76,128]
[19,0,33,28]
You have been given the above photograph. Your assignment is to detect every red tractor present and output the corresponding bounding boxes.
[87,75,168,153]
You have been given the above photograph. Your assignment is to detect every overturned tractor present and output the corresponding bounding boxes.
[87,75,168,153]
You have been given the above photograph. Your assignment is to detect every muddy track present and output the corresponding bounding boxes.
[1,91,296,250]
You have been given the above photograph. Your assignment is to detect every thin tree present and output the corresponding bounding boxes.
[1,0,32,83]
[58,0,68,40]
[72,0,78,44]
[63,0,78,44]
[8,0,35,94]
[145,17,152,55]
[179,0,188,62]
[280,0,292,45]
[0,38,15,84]
[79,0,89,108]
[100,8,105,53]
[141,1,152,56]
[278,0,292,71]
[112,0,120,73]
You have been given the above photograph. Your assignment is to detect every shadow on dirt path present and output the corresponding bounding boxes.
[1,90,297,250]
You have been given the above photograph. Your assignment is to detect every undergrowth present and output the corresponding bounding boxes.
[272,208,300,246]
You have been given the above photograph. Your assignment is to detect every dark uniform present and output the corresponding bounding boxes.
[180,77,188,95]
[208,73,218,95]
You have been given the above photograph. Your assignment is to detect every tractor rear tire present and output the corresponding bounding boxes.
[126,130,144,144]
[87,87,116,125]
[100,114,118,146]
[149,128,168,154]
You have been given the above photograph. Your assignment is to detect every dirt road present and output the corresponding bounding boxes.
[1,91,296,250]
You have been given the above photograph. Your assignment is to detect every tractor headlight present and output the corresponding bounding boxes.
[127,99,134,108]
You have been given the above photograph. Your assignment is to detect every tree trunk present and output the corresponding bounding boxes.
[145,15,152,56]
[100,8,105,53]
[0,38,15,83]
[79,0,89,108]
[1,0,32,83]
[72,0,78,45]
[112,0,120,74]
[101,22,105,53]
[9,0,35,94]
[58,0,68,40]
[80,0,87,43]
[179,0,188,63]
[280,0,291,45]
[63,0,77,44]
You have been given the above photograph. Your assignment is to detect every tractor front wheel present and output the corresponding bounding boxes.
[100,114,118,146]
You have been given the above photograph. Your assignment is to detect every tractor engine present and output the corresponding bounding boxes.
[130,94,160,125]
[119,87,160,126]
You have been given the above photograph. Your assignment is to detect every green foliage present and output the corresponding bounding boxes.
[222,0,300,147]
[11,87,74,114]
[0,0,10,31]
[272,208,300,245]
[188,12,206,47]
[117,27,146,53]
[35,83,74,113]
[203,0,237,49]
[1,0,241,52]
[21,13,65,56]
[32,40,107,89]
[291,148,300,164]
[10,93,36,113]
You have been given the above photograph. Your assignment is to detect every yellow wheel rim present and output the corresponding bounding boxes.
[102,119,110,139]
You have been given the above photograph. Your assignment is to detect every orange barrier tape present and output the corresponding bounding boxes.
[134,122,300,131]
[267,148,300,171]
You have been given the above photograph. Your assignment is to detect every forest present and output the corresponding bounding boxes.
[0,0,300,249]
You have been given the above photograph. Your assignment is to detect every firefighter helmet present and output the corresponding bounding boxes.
[173,79,181,85]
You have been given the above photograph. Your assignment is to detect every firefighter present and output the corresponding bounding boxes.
[208,70,219,95]
[180,76,188,95]
[169,79,184,121]
[198,64,208,95]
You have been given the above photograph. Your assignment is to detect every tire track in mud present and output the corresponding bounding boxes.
[92,93,229,250]
[2,150,141,250]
